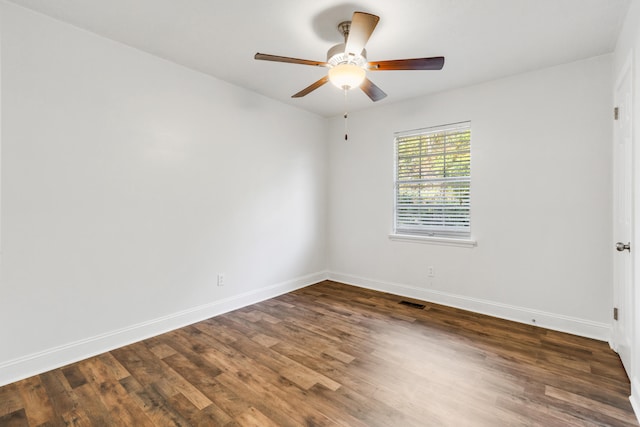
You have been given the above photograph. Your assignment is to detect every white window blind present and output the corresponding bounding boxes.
[394,121,471,238]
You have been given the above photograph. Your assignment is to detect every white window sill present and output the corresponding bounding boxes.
[388,233,477,248]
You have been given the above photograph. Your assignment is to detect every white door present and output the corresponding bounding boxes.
[613,58,633,377]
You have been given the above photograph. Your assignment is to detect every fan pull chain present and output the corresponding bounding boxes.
[344,88,349,141]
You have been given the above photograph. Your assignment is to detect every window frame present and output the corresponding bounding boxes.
[391,121,475,246]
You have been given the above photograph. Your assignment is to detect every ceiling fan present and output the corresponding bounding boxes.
[254,11,445,102]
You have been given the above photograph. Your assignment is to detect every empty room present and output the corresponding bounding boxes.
[1,0,640,425]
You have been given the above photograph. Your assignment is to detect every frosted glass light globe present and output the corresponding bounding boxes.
[328,63,366,90]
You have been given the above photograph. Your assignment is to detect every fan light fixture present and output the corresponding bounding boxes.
[255,11,446,140]
[255,11,445,101]
[328,63,366,90]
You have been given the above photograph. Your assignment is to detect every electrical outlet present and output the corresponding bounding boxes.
[217,273,225,286]
[427,266,435,277]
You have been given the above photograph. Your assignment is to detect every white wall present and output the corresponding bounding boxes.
[327,55,613,339]
[614,0,640,418]
[0,2,327,385]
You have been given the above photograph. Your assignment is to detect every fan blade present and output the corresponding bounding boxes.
[369,57,445,71]
[292,76,330,98]
[345,12,380,56]
[361,78,387,102]
[255,53,329,67]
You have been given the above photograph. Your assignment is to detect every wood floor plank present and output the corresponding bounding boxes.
[120,376,191,426]
[218,364,347,427]
[149,343,178,360]
[0,280,636,426]
[78,357,156,427]
[234,407,280,427]
[95,352,131,381]
[38,370,78,417]
[155,336,251,420]
[70,382,115,426]
[168,392,233,426]
[61,365,87,389]
[16,375,55,426]
[545,385,639,425]
[0,409,29,427]
[0,384,24,419]
[186,322,361,426]
[59,407,94,427]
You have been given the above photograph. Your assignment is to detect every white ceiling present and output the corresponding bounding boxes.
[6,0,630,117]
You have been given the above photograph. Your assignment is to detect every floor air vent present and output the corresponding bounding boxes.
[399,301,425,309]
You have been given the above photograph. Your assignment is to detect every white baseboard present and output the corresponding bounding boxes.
[327,271,611,342]
[0,271,328,387]
[631,377,640,424]
[0,270,614,388]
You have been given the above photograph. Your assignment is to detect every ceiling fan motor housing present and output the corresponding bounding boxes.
[327,44,367,67]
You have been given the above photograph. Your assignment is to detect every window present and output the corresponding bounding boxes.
[394,121,471,239]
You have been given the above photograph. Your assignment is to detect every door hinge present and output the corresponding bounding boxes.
[614,107,619,120]
[614,307,619,321]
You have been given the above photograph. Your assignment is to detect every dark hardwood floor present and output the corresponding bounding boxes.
[0,280,637,426]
